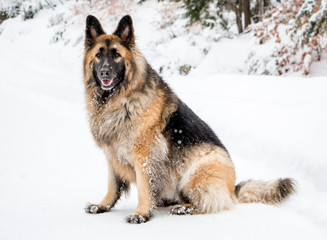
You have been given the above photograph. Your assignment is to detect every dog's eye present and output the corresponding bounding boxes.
[114,52,121,58]
[95,52,101,58]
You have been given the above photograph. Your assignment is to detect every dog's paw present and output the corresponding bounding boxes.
[170,205,194,215]
[85,204,111,214]
[126,213,150,224]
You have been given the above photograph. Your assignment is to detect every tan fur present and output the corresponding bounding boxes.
[134,164,152,216]
[98,154,117,208]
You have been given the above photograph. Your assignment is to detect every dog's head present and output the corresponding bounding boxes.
[84,15,135,91]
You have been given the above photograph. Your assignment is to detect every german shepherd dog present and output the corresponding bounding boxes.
[83,15,295,224]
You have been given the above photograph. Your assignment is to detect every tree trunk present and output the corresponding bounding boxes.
[243,0,251,29]
[258,0,264,21]
[232,1,243,34]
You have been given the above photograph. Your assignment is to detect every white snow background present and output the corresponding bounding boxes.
[0,1,327,239]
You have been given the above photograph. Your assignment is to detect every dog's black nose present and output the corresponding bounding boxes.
[100,67,110,77]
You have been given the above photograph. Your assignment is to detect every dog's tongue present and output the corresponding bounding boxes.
[102,79,113,86]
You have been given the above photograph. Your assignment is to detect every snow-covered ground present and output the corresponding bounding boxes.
[0,2,327,240]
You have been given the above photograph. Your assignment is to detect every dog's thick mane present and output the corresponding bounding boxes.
[83,34,178,147]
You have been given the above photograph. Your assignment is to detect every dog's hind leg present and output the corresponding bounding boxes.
[170,203,195,215]
[175,146,236,214]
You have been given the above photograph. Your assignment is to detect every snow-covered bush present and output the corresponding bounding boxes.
[20,1,43,20]
[0,0,21,18]
[0,0,65,20]
[249,0,327,75]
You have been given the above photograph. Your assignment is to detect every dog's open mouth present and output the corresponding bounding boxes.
[100,77,118,90]
[102,79,114,87]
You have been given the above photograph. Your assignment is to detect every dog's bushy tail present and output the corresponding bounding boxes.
[235,178,295,204]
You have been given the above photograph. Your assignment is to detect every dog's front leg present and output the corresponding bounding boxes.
[127,130,168,223]
[126,162,153,224]
[85,149,129,214]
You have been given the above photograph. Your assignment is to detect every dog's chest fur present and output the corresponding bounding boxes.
[87,90,153,164]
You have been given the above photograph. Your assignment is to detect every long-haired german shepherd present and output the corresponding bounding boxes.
[83,15,295,223]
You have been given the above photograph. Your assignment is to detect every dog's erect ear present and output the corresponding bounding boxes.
[113,15,134,46]
[85,15,105,47]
